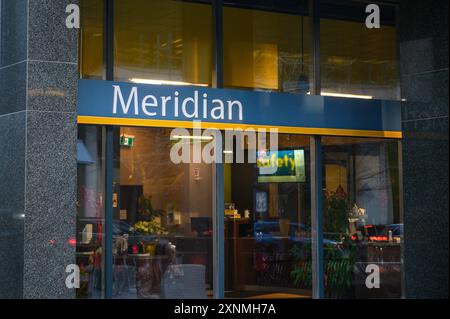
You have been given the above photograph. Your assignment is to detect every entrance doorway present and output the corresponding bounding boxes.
[223,134,312,298]
[112,126,214,299]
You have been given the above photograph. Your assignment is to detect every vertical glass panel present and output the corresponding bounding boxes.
[320,1,400,100]
[80,0,104,79]
[112,127,213,299]
[321,137,402,298]
[223,1,311,93]
[225,133,312,298]
[76,125,106,298]
[114,0,212,86]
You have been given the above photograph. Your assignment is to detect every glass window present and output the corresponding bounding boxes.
[224,133,312,298]
[321,137,402,298]
[114,0,213,86]
[80,0,104,79]
[223,1,311,93]
[76,0,406,300]
[320,1,400,100]
[112,127,213,299]
[76,125,106,298]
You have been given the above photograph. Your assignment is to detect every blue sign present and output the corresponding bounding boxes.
[77,79,401,138]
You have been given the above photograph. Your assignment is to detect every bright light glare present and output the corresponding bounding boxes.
[130,78,208,87]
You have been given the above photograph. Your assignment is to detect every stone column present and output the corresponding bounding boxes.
[0,0,79,298]
[399,0,449,298]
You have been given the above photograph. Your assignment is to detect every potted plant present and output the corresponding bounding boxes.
[323,191,355,298]
[133,196,168,249]
[290,191,356,298]
[290,243,313,290]
[138,195,164,221]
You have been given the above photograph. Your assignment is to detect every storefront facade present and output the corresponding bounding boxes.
[0,0,448,299]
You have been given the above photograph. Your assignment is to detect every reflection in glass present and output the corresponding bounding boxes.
[76,125,106,298]
[114,0,212,86]
[112,127,213,298]
[223,3,310,93]
[320,1,400,100]
[224,134,312,298]
[321,137,402,298]
[80,0,104,79]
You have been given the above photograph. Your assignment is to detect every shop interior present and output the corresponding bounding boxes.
[77,126,401,299]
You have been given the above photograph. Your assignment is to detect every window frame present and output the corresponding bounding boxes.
[93,0,402,299]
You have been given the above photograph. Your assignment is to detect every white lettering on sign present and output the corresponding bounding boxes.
[113,85,138,115]
[112,85,243,122]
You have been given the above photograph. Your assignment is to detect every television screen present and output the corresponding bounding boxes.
[257,149,305,183]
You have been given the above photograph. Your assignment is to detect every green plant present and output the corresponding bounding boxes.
[323,236,356,298]
[290,240,356,298]
[290,192,356,297]
[134,220,167,235]
[324,190,350,235]
[135,195,167,235]
[290,243,313,289]
[138,195,163,221]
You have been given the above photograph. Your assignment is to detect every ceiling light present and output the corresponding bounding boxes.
[320,92,373,99]
[130,78,208,87]
[172,135,214,141]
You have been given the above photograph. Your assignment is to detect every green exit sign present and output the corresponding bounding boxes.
[120,135,135,147]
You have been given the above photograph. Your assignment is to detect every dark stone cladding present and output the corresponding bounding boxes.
[0,0,78,298]
[399,0,449,298]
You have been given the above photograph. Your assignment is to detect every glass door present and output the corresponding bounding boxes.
[111,126,214,299]
[321,137,403,298]
[224,133,313,298]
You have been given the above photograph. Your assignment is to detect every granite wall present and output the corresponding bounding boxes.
[399,0,449,298]
[0,0,78,298]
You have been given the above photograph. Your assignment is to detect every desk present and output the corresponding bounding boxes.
[224,219,254,290]
[225,218,252,238]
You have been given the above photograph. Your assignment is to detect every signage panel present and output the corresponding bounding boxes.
[77,79,402,138]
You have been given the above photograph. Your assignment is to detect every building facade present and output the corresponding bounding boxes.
[0,0,448,299]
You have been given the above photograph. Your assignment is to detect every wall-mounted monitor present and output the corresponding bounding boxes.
[257,149,306,183]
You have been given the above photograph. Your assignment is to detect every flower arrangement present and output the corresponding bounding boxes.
[134,220,167,235]
[133,195,168,236]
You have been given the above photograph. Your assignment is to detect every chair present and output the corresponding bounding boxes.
[161,264,207,299]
